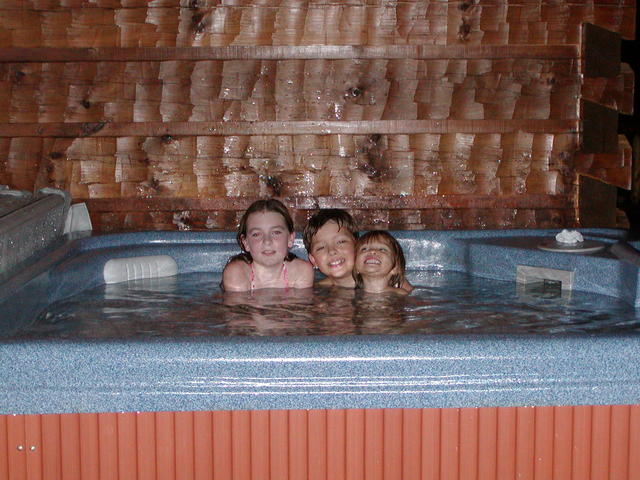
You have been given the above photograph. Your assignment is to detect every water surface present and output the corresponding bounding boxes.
[19,271,640,339]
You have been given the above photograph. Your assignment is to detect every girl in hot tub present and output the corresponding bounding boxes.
[222,199,314,292]
[353,230,411,295]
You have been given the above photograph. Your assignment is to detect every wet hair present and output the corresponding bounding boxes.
[353,230,406,289]
[230,198,297,264]
[302,209,359,252]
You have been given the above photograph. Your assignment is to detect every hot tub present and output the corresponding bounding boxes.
[1,230,639,479]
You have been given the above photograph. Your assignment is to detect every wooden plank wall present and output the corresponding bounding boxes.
[0,0,635,232]
[2,406,640,480]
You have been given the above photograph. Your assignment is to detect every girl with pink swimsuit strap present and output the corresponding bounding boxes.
[222,199,314,292]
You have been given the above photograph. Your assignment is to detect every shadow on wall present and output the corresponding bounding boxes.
[615,133,639,237]
[618,21,640,237]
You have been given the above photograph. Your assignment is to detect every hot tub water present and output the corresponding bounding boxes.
[21,270,640,339]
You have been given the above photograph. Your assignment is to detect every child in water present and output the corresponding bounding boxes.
[303,209,358,288]
[222,199,314,292]
[353,230,409,295]
[303,209,412,292]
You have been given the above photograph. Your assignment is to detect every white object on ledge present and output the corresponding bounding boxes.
[104,255,178,284]
[555,229,583,245]
[538,229,605,254]
[63,202,93,234]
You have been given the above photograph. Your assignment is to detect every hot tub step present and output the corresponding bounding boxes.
[516,265,574,290]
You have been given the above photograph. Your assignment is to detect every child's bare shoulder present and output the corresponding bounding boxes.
[222,260,251,292]
[288,258,314,288]
[289,257,313,270]
[386,286,409,296]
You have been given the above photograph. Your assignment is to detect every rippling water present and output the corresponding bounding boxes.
[21,271,640,338]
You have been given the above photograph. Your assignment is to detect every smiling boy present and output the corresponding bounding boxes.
[303,209,359,288]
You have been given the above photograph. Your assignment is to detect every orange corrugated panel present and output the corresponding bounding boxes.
[0,416,8,480]
[629,405,640,479]
[384,409,403,480]
[609,405,630,480]
[422,408,441,480]
[402,409,422,480]
[5,405,640,480]
[117,412,137,479]
[533,406,554,480]
[98,413,118,480]
[24,415,42,480]
[193,411,213,480]
[572,406,592,480]
[155,411,175,480]
[365,409,383,480]
[515,407,535,480]
[41,415,61,480]
[460,408,479,480]
[7,414,26,480]
[136,412,157,480]
[591,405,611,480]
[553,406,573,480]
[327,409,346,480]
[0,416,7,480]
[250,410,269,480]
[497,407,517,480]
[59,414,81,480]
[269,410,288,479]
[175,411,194,480]
[212,411,232,480]
[346,409,365,480]
[289,409,308,480]
[478,407,497,480]
[231,410,251,480]
[79,413,99,479]
[308,410,327,480]
[441,407,460,480]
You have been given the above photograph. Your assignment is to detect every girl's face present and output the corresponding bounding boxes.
[355,238,397,280]
[241,211,294,267]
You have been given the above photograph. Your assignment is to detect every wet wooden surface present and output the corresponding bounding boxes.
[0,0,635,231]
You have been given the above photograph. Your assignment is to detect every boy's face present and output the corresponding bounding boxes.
[308,220,356,285]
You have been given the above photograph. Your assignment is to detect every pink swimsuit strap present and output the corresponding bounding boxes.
[282,262,289,289]
[250,262,289,292]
